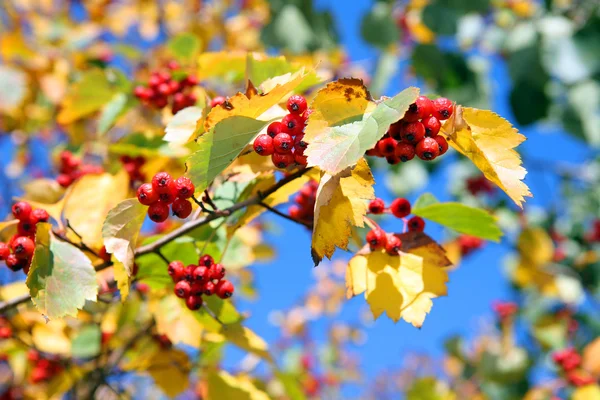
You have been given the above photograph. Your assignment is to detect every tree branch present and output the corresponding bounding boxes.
[259,202,312,228]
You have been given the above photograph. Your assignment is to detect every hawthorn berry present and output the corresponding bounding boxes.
[151,172,173,193]
[168,261,185,281]
[174,280,191,298]
[368,198,386,214]
[30,208,50,224]
[273,132,294,154]
[185,295,203,310]
[253,134,275,156]
[267,121,286,138]
[395,143,416,162]
[137,183,159,205]
[147,202,170,223]
[295,135,308,150]
[435,136,448,155]
[377,137,397,157]
[415,137,440,160]
[366,228,387,250]
[294,153,308,165]
[157,183,177,204]
[281,114,305,136]
[216,279,234,299]
[11,236,34,260]
[172,198,192,219]
[0,243,9,260]
[5,254,24,271]
[388,122,403,140]
[385,235,402,255]
[390,198,411,219]
[289,205,301,219]
[272,153,295,169]
[432,97,453,120]
[401,122,425,144]
[407,216,425,232]
[193,266,209,282]
[190,282,204,296]
[17,221,36,237]
[173,177,195,199]
[422,116,441,137]
[184,265,195,281]
[0,326,12,339]
[287,95,308,115]
[12,201,32,221]
[203,281,216,296]
[57,174,73,188]
[199,254,214,267]
[209,263,226,281]
[210,96,226,108]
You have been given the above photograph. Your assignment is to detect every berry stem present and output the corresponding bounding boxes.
[154,249,170,265]
[258,202,313,228]
[203,189,219,211]
[202,303,224,326]
[58,221,100,258]
[363,216,381,231]
[191,195,214,215]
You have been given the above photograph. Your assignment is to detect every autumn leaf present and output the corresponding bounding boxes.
[304,80,419,174]
[442,106,532,208]
[163,106,204,145]
[27,223,98,319]
[32,320,71,356]
[312,158,375,265]
[206,369,270,400]
[513,227,557,296]
[148,348,191,397]
[220,322,273,362]
[150,295,205,348]
[346,232,450,327]
[112,258,131,302]
[572,384,600,400]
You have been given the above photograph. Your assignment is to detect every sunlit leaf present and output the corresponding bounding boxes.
[168,33,201,63]
[32,320,71,356]
[71,324,101,358]
[98,93,129,135]
[220,322,272,362]
[206,369,270,400]
[164,106,204,145]
[150,294,204,348]
[148,348,191,397]
[0,65,28,113]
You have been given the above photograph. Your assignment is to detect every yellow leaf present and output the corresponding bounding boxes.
[32,321,71,356]
[220,322,273,362]
[513,227,557,295]
[149,295,204,349]
[442,106,531,208]
[112,257,131,302]
[206,369,270,400]
[346,233,450,327]
[0,281,29,301]
[22,179,65,204]
[204,68,310,132]
[148,348,191,397]
[305,78,373,126]
[312,158,374,265]
[573,384,600,400]
[64,171,129,247]
[583,338,600,376]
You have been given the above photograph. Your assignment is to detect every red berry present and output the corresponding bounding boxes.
[390,198,411,218]
[368,198,385,214]
[435,136,448,155]
[12,201,32,221]
[216,279,234,299]
[5,254,25,271]
[173,177,195,199]
[185,295,203,310]
[189,282,204,296]
[166,60,179,70]
[415,137,440,160]
[415,96,434,118]
[11,236,34,260]
[366,228,387,250]
[199,254,214,267]
[172,198,192,219]
[407,216,425,232]
[17,220,36,237]
[183,265,195,281]
[147,202,170,223]
[366,147,382,157]
[0,243,9,260]
[152,172,173,192]
[401,122,426,144]
[30,209,50,224]
[185,93,197,106]
[193,266,209,282]
[137,183,159,205]
[203,281,216,296]
[273,133,294,154]
[287,95,308,115]
[376,137,397,157]
[272,153,295,169]
[134,86,150,99]
[174,280,191,298]
[209,263,226,281]
[385,235,403,255]
[210,96,226,108]
[57,174,73,187]
[149,74,162,87]
[157,182,177,204]
[386,155,400,165]
[153,96,168,109]
[185,75,199,86]
[422,116,441,137]
[0,326,12,339]
[267,121,286,138]
[395,142,415,162]
[295,135,308,151]
[253,134,275,156]
[289,205,301,219]
[432,97,453,120]
[388,122,403,140]
[281,114,305,136]
[168,261,185,280]
[157,83,171,96]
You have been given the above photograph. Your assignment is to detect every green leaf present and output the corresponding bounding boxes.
[206,369,270,400]
[262,5,314,54]
[412,193,503,241]
[98,93,129,135]
[422,4,458,36]
[168,33,202,63]
[186,116,269,192]
[164,106,203,145]
[71,325,101,359]
[360,2,400,48]
[27,223,98,319]
[305,86,419,174]
[219,322,272,362]
[276,372,307,400]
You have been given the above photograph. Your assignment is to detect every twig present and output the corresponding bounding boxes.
[154,249,170,265]
[202,303,224,325]
[258,202,312,228]
[57,220,100,257]
[203,189,219,210]
[191,195,215,214]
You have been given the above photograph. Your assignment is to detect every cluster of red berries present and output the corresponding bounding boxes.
[0,318,12,339]
[136,172,195,223]
[466,175,495,197]
[56,151,104,188]
[492,301,518,321]
[368,197,425,232]
[289,180,318,225]
[167,254,235,311]
[120,155,146,186]
[133,61,198,114]
[552,348,596,387]
[0,202,49,274]
[458,235,484,256]
[27,350,63,384]
[585,220,600,243]
[366,96,452,164]
[253,95,310,169]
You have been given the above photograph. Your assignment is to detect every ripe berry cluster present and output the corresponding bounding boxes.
[585,220,600,243]
[552,348,596,387]
[120,155,146,186]
[167,254,235,311]
[0,317,12,339]
[366,96,452,164]
[492,301,518,321]
[289,179,318,225]
[136,172,195,223]
[368,197,426,233]
[0,202,49,274]
[466,175,495,197]
[133,61,198,114]
[56,150,104,188]
[458,235,484,256]
[253,95,310,169]
[28,350,63,384]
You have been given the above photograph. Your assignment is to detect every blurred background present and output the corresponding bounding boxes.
[1,0,600,399]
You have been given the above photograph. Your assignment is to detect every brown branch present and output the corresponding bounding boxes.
[258,202,313,228]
